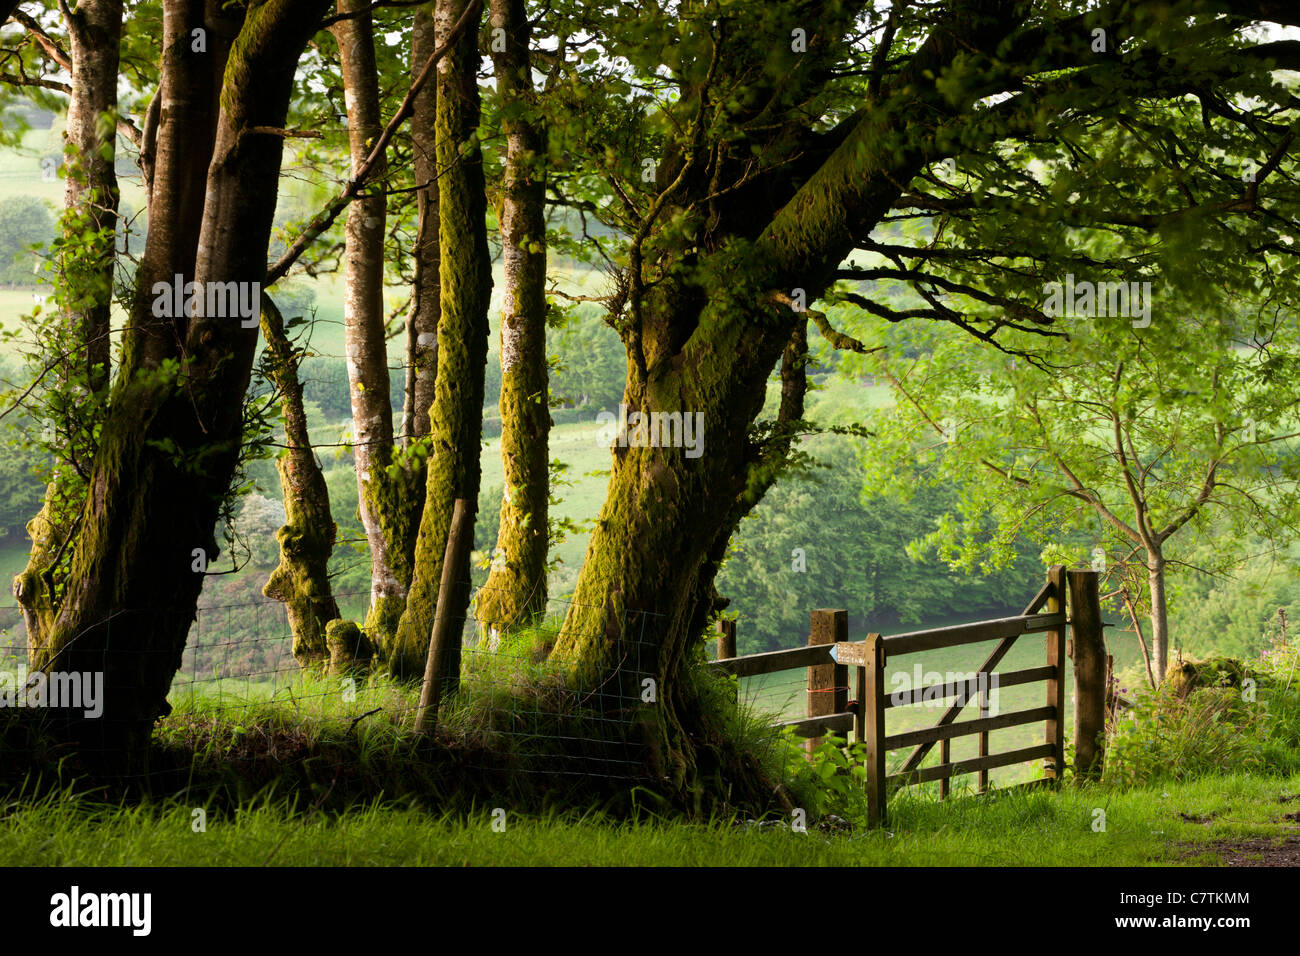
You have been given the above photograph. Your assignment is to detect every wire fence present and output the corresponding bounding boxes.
[0,580,679,785]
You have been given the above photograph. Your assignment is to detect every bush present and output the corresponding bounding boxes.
[1104,641,1300,788]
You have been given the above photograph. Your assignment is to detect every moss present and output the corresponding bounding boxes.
[388,1,492,684]
[325,619,373,677]
[260,299,339,669]
[1164,656,1249,699]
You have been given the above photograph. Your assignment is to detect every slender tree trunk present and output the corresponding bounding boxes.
[330,0,407,637]
[364,0,441,653]
[388,0,492,681]
[1148,549,1170,683]
[260,294,340,668]
[478,0,549,634]
[401,1,440,442]
[29,0,332,770]
[16,0,124,662]
[63,0,122,395]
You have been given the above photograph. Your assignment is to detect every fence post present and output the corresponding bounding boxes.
[715,618,737,660]
[863,632,886,827]
[1044,564,1068,786]
[415,498,475,734]
[940,738,950,800]
[806,609,848,759]
[978,677,990,793]
[1068,569,1107,781]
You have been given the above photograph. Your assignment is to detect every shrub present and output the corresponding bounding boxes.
[1104,641,1300,788]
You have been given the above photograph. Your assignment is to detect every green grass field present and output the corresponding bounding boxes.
[3,772,1295,866]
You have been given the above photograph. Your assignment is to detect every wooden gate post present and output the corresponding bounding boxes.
[1068,569,1107,781]
[862,632,887,826]
[1044,565,1068,785]
[806,609,848,759]
[715,618,737,660]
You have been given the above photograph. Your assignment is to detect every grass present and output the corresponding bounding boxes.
[4,614,1299,866]
[1,772,1295,866]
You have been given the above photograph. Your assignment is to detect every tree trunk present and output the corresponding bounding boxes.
[388,0,492,681]
[16,0,124,662]
[549,4,1025,803]
[331,0,408,642]
[18,0,239,663]
[401,0,440,442]
[364,0,440,652]
[62,0,122,395]
[478,0,549,635]
[29,0,332,770]
[260,294,340,669]
[1148,550,1170,683]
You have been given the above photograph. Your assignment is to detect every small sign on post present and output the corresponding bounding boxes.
[829,640,874,668]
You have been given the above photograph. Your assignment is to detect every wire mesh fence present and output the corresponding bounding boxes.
[0,580,675,785]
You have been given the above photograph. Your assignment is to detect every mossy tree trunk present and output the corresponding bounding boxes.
[25,0,332,770]
[551,3,1028,803]
[388,0,492,681]
[478,0,549,635]
[16,0,124,664]
[260,295,340,669]
[330,0,408,642]
[361,2,443,655]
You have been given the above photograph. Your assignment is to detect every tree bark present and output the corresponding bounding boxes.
[478,0,549,634]
[364,0,440,653]
[28,0,333,770]
[401,0,440,442]
[62,0,122,395]
[260,294,340,669]
[1148,550,1170,683]
[16,0,125,662]
[330,0,407,641]
[388,0,492,681]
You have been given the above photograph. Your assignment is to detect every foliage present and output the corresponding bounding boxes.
[1169,541,1300,660]
[717,438,1041,653]
[1104,640,1300,789]
[0,196,55,286]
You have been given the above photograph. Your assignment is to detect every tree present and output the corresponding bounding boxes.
[259,294,341,669]
[387,0,493,680]
[14,0,335,767]
[861,305,1300,682]
[0,196,54,285]
[477,0,551,634]
[717,440,1039,653]
[531,0,1300,801]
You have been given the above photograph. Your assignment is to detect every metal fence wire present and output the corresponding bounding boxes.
[0,580,693,784]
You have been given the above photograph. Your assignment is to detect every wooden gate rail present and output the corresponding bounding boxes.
[708,564,1104,828]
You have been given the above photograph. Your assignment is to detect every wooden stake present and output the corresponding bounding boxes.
[715,618,737,660]
[415,498,475,734]
[863,632,886,826]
